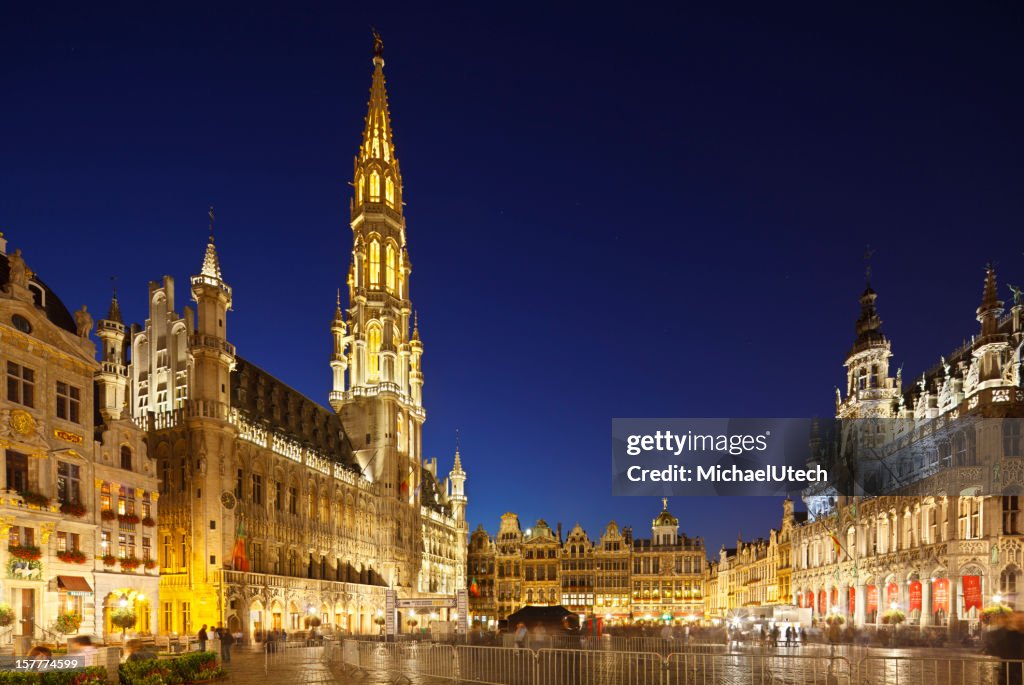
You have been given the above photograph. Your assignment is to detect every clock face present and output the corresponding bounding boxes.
[220,492,236,510]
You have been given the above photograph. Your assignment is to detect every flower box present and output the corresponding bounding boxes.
[142,516,156,527]
[8,545,41,561]
[101,509,117,521]
[59,501,87,517]
[101,554,117,566]
[119,556,141,570]
[18,491,49,508]
[118,513,141,525]
[56,549,87,564]
[144,559,158,570]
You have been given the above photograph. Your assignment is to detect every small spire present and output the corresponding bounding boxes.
[863,244,875,286]
[106,275,122,323]
[981,263,1000,311]
[200,206,223,280]
[412,310,420,340]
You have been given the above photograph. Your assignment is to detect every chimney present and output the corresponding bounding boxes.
[557,522,562,542]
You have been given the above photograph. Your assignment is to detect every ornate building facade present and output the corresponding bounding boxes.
[467,501,704,625]
[791,268,1024,633]
[133,39,467,638]
[0,236,159,642]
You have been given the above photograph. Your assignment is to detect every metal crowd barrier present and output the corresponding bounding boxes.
[333,638,1024,685]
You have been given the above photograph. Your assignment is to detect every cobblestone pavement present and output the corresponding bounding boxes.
[220,646,455,685]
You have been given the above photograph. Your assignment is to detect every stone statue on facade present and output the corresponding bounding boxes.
[1009,283,1023,306]
[7,249,29,288]
[74,305,93,338]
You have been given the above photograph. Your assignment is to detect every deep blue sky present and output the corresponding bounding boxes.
[3,3,1023,556]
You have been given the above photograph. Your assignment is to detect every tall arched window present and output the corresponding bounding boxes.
[385,177,395,207]
[367,324,382,382]
[356,173,363,203]
[369,240,381,288]
[398,250,405,298]
[369,171,381,202]
[386,243,396,293]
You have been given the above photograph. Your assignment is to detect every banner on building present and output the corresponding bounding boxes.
[818,590,826,614]
[963,575,982,612]
[830,588,838,606]
[866,585,878,613]
[849,586,855,613]
[932,578,950,613]
[886,583,898,607]
[909,581,922,611]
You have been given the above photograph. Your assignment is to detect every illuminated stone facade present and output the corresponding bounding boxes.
[791,268,1024,633]
[133,40,467,638]
[703,499,802,619]
[0,237,159,641]
[467,501,704,624]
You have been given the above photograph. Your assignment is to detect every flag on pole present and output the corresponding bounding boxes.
[231,517,250,572]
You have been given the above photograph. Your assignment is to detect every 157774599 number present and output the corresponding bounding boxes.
[3,657,85,671]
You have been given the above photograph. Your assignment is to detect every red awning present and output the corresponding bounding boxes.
[57,576,93,594]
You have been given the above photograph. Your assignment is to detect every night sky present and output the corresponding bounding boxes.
[3,3,1023,556]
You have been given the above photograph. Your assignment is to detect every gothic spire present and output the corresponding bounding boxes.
[976,263,1004,338]
[360,31,396,166]
[850,283,887,357]
[200,206,223,280]
[106,276,122,323]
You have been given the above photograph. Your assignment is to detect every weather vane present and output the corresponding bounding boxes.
[372,28,384,58]
[208,205,216,240]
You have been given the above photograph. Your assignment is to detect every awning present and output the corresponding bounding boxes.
[57,576,93,595]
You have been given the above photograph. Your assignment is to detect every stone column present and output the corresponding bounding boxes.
[854,584,866,627]
[839,584,849,617]
[921,581,932,627]
[948,575,960,635]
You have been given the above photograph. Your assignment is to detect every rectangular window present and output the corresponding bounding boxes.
[55,382,81,423]
[57,462,81,504]
[57,531,68,553]
[182,602,190,634]
[143,536,151,560]
[235,469,243,499]
[101,531,111,554]
[6,362,34,407]
[1005,496,1020,535]
[275,482,283,511]
[5,451,28,493]
[252,474,263,505]
[118,487,126,515]
[288,487,297,515]
[119,534,127,558]
[163,535,172,569]
[100,483,111,512]
[181,538,187,570]
[162,602,173,633]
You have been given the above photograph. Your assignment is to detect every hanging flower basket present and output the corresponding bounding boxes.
[60,501,87,517]
[0,605,14,627]
[54,612,82,634]
[8,544,41,561]
[101,509,117,521]
[18,491,49,508]
[57,549,88,564]
[118,513,141,525]
[101,554,117,566]
[142,516,156,527]
[119,556,141,570]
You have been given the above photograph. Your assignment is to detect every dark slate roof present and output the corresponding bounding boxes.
[0,253,77,334]
[230,356,357,470]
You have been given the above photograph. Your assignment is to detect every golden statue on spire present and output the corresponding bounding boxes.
[372,28,384,58]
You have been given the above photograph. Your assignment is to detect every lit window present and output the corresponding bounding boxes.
[386,244,396,293]
[367,324,382,382]
[356,173,363,203]
[369,240,381,288]
[385,177,395,207]
[370,171,381,202]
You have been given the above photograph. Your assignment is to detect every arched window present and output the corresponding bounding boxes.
[367,323,382,382]
[385,177,395,207]
[356,173,363,203]
[398,250,405,298]
[369,240,381,288]
[369,171,381,202]
[120,446,132,471]
[386,243,396,293]
[1001,565,1020,595]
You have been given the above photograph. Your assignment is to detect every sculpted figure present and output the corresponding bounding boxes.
[74,305,93,338]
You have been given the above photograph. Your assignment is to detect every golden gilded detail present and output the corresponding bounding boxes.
[10,409,35,436]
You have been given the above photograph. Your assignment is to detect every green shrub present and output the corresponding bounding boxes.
[119,659,181,685]
[0,673,42,685]
[42,667,107,685]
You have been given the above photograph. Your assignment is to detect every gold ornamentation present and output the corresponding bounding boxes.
[54,429,83,444]
[135,488,145,498]
[40,523,56,544]
[10,409,35,436]
[94,479,105,488]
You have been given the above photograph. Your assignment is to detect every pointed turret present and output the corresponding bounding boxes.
[352,30,403,217]
[96,284,128,421]
[329,289,350,411]
[972,264,1010,386]
[190,209,235,419]
[977,263,1004,338]
[837,266,898,423]
[449,442,467,523]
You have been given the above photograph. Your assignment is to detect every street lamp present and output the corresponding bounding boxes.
[994,594,1004,605]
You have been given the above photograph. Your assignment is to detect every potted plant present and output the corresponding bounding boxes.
[8,544,41,561]
[57,549,88,564]
[0,604,14,627]
[881,608,905,625]
[110,607,136,642]
[101,553,117,566]
[101,509,117,521]
[981,604,1013,625]
[142,516,156,527]
[53,612,82,635]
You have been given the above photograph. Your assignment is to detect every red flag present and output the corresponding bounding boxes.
[963,575,982,612]
[909,581,922,611]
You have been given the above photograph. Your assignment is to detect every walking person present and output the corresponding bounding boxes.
[514,622,528,649]
[198,625,208,652]
[217,626,233,663]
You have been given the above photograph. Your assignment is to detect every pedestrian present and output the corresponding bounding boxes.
[985,612,1024,685]
[219,627,234,663]
[799,627,806,644]
[514,622,528,649]
[198,624,208,652]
